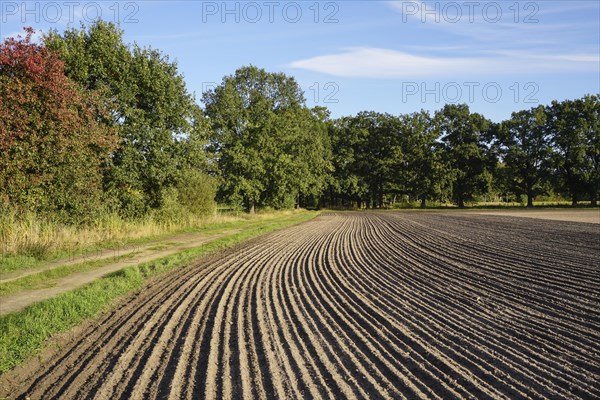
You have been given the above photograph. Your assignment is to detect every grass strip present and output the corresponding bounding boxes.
[0,210,318,373]
[0,215,302,296]
[0,253,140,297]
[0,210,305,275]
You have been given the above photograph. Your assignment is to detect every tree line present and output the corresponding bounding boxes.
[327,98,598,209]
[1,22,598,223]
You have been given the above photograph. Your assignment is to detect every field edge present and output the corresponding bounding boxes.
[0,210,320,375]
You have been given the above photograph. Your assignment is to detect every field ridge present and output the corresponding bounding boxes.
[1,211,598,399]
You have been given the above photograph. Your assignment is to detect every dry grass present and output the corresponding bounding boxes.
[0,209,319,373]
[0,207,300,260]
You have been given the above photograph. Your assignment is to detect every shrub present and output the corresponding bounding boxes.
[176,169,217,217]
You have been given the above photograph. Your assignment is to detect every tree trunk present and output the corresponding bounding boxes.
[591,197,598,207]
[420,197,426,208]
[572,193,578,207]
[457,192,465,208]
[246,199,255,214]
[526,192,534,208]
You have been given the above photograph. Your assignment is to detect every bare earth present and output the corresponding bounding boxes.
[1,212,598,399]
[471,209,600,224]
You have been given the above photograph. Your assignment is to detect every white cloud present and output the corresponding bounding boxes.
[287,47,599,79]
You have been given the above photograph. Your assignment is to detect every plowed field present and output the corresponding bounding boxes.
[2,212,599,399]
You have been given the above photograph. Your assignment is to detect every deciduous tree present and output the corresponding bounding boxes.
[436,104,492,208]
[402,111,451,207]
[0,28,117,221]
[45,22,209,216]
[547,95,600,206]
[203,65,330,212]
[497,105,552,207]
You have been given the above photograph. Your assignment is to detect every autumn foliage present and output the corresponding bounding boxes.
[0,28,117,220]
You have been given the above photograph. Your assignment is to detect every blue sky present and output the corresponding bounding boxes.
[1,0,599,121]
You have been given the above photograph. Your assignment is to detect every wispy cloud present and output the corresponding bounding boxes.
[288,47,599,79]
[288,1,599,79]
[385,0,593,46]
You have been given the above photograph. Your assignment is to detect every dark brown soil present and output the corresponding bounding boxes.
[1,212,598,399]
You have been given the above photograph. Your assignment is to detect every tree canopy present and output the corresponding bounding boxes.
[1,24,598,222]
[0,28,117,221]
[495,106,552,207]
[45,21,210,216]
[436,104,492,208]
[203,65,331,212]
[546,95,599,206]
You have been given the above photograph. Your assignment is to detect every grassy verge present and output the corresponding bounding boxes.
[0,210,306,275]
[0,253,140,297]
[1,212,315,295]
[0,210,319,373]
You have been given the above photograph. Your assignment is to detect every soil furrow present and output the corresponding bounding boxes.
[2,211,597,400]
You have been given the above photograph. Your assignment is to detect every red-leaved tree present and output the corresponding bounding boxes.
[0,28,117,221]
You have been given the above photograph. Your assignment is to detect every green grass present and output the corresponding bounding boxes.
[0,209,312,275]
[0,255,41,274]
[0,252,140,297]
[0,215,302,297]
[145,243,173,251]
[0,210,318,373]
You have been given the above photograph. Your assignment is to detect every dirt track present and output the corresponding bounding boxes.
[1,212,599,399]
[0,230,241,316]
